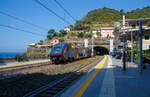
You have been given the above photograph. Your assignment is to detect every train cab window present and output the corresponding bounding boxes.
[52,43,64,51]
[145,35,149,40]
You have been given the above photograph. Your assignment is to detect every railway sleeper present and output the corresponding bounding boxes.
[38,93,54,97]
[53,84,69,88]
[46,88,63,92]
[50,87,65,90]
[45,90,58,94]
[55,82,72,86]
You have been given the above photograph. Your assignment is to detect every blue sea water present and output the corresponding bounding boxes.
[0,52,23,58]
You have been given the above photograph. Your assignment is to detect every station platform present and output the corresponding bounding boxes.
[61,55,150,97]
[0,59,50,69]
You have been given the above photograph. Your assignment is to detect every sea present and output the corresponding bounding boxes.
[0,52,23,58]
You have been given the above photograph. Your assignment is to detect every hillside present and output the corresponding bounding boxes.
[126,6,150,19]
[72,6,150,31]
[82,7,123,24]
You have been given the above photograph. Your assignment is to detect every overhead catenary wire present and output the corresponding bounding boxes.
[35,0,72,25]
[0,11,47,31]
[0,24,45,37]
[54,0,76,21]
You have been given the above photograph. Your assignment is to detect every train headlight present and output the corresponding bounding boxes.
[71,45,75,48]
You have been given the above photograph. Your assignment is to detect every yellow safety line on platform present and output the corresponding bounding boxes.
[74,55,107,97]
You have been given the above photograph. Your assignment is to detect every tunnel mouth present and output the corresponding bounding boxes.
[94,46,109,55]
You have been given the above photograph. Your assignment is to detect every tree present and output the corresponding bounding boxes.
[15,55,22,62]
[47,35,52,40]
[120,9,124,13]
[77,32,84,38]
[85,32,93,38]
[48,29,55,34]
[147,21,150,27]
[15,52,28,62]
[55,32,62,37]
[54,29,67,37]
[96,32,101,37]
[38,40,44,45]
[47,29,56,40]
[70,32,77,37]
[59,29,67,37]
[133,42,139,60]
[21,53,28,61]
[70,25,73,31]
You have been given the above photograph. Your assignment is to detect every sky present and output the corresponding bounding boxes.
[0,0,150,52]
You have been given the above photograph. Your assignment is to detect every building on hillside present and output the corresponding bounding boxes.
[27,38,63,57]
[64,26,71,32]
[125,18,150,50]
[125,18,150,29]
[27,43,52,57]
[114,18,150,50]
[100,27,114,38]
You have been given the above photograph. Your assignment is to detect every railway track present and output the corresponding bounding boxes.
[23,56,103,97]
[0,61,51,80]
[0,62,51,72]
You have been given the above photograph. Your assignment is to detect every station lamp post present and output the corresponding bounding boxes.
[138,21,143,73]
[122,15,126,71]
[131,31,133,63]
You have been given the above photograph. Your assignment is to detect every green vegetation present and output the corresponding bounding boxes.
[59,29,67,37]
[47,29,67,39]
[133,42,139,60]
[27,50,46,58]
[15,55,22,62]
[83,7,123,24]
[96,32,101,37]
[126,7,150,19]
[72,6,150,31]
[15,53,28,62]
[55,29,67,37]
[70,32,77,37]
[47,29,56,40]
[147,21,150,27]
[38,40,44,45]
[127,42,150,62]
[45,7,150,40]
[73,20,91,31]
[77,32,84,38]
[85,32,93,38]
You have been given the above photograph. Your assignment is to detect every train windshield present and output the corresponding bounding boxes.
[52,43,64,51]
[54,46,62,51]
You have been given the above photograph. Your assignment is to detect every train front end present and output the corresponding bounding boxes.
[50,42,65,63]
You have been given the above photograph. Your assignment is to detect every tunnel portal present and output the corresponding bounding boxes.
[94,46,109,55]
